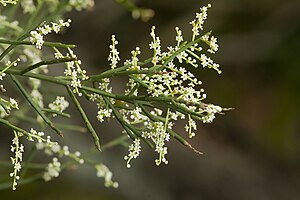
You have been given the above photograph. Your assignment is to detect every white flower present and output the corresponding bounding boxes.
[124,138,141,168]
[0,0,17,6]
[31,89,44,108]
[68,0,95,11]
[190,4,211,40]
[20,0,36,13]
[30,31,44,49]
[95,164,119,188]
[30,19,72,49]
[108,35,120,69]
[175,27,183,46]
[43,157,61,182]
[149,26,162,65]
[48,96,69,116]
[10,131,24,190]
[9,98,19,110]
[97,108,112,122]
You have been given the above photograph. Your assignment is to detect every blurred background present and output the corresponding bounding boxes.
[1,0,300,199]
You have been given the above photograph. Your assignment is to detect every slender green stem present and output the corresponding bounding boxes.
[102,97,135,141]
[103,96,154,149]
[0,98,10,114]
[2,67,202,108]
[10,74,63,136]
[139,104,203,154]
[55,123,87,133]
[128,75,149,88]
[41,108,71,118]
[21,57,76,74]
[139,104,184,145]
[0,39,76,49]
[171,100,204,118]
[0,118,27,135]
[66,85,101,151]
[102,135,129,151]
[86,58,152,84]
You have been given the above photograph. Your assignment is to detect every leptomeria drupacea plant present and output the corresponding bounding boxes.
[0,1,228,190]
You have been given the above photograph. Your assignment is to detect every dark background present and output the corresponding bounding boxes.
[1,0,300,199]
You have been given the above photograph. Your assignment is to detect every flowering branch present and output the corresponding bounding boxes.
[0,1,228,191]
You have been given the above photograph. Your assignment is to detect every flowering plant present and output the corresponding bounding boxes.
[0,0,226,190]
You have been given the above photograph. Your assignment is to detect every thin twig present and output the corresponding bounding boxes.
[0,39,76,49]
[10,74,63,136]
[20,57,76,74]
[66,85,101,151]
[103,96,154,149]
[0,118,27,135]
[41,108,71,118]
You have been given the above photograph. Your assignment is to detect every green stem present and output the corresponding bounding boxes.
[103,96,154,148]
[0,118,28,135]
[101,135,128,151]
[2,67,202,107]
[139,104,203,154]
[10,74,63,136]
[0,98,10,114]
[21,57,76,74]
[55,123,86,133]
[66,85,101,151]
[86,58,152,84]
[41,108,71,118]
[0,39,76,49]
[139,104,185,145]
[171,100,204,118]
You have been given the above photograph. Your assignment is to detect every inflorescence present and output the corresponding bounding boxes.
[0,1,225,191]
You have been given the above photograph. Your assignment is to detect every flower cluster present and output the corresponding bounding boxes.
[201,104,222,123]
[9,128,58,190]
[119,107,171,165]
[90,4,224,167]
[43,157,61,181]
[201,34,219,54]
[68,0,95,11]
[143,120,171,166]
[10,131,24,190]
[200,53,221,73]
[89,79,115,123]
[95,164,119,188]
[149,26,161,65]
[54,47,88,96]
[108,35,120,69]
[30,79,44,108]
[30,19,72,49]
[36,140,84,165]
[0,97,19,117]
[124,138,141,168]
[185,115,197,138]
[48,96,69,116]
[0,58,21,91]
[18,0,94,14]
[36,138,119,187]
[0,0,17,6]
[190,4,211,41]
[20,0,35,13]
